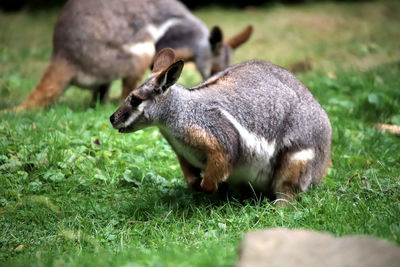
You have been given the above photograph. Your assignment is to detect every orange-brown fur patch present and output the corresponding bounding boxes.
[17,57,75,111]
[273,154,308,201]
[184,125,231,192]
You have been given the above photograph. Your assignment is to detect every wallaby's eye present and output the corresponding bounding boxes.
[130,97,142,107]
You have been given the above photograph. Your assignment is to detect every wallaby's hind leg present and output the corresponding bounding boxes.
[90,83,110,107]
[272,149,318,205]
[121,76,140,101]
[120,54,154,101]
[16,57,75,111]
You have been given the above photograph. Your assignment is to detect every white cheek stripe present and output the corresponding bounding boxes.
[219,109,276,159]
[146,18,182,41]
[124,42,155,56]
[290,149,315,162]
[122,100,149,128]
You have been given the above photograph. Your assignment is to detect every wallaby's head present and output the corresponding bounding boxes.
[208,25,253,76]
[110,48,184,133]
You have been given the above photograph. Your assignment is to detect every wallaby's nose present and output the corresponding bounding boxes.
[109,113,116,125]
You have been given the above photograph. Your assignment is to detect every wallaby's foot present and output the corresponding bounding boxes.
[200,178,219,193]
[1,103,37,114]
[0,107,18,114]
[187,177,202,192]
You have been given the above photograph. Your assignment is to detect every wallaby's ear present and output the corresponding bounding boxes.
[227,25,253,49]
[209,26,223,55]
[155,60,184,92]
[153,48,176,73]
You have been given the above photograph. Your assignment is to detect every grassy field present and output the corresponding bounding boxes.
[1,1,400,266]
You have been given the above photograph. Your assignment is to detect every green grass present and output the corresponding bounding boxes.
[1,1,400,266]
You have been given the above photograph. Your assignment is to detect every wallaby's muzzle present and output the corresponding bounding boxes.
[109,113,117,127]
[110,105,133,132]
[110,97,150,133]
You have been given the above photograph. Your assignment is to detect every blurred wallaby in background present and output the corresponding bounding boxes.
[13,0,252,111]
[110,49,332,202]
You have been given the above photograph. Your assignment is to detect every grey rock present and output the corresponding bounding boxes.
[237,228,400,267]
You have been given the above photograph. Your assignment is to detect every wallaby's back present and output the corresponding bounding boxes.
[187,60,330,145]
[54,0,205,81]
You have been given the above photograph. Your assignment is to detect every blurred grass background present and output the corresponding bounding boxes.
[0,1,399,266]
[1,1,399,107]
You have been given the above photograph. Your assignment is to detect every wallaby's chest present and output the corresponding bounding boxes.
[160,128,206,169]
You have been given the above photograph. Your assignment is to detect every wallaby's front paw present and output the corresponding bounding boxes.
[200,179,218,193]
[187,177,202,192]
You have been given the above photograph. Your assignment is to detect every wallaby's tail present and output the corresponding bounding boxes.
[15,57,75,111]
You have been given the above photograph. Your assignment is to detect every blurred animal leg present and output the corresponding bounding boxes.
[120,54,153,100]
[91,83,110,107]
[121,76,140,101]
[17,57,74,111]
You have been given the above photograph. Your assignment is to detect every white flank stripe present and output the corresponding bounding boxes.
[219,109,276,160]
[146,18,181,41]
[290,149,315,162]
[122,100,149,128]
[124,42,155,56]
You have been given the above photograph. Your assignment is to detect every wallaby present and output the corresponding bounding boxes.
[110,49,332,202]
[12,0,252,111]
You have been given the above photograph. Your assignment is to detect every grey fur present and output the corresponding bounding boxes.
[53,0,245,91]
[110,58,332,199]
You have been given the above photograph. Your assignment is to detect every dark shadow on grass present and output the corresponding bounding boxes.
[129,179,276,213]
